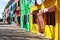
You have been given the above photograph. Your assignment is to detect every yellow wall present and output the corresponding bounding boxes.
[30,8,39,34]
[42,0,58,40]
[30,13,39,34]
[30,0,58,40]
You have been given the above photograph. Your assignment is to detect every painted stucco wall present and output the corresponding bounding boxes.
[58,0,60,40]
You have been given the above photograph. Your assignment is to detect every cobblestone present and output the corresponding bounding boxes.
[0,25,52,40]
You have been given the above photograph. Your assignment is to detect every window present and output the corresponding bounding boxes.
[9,0,14,5]
[32,10,38,24]
[10,6,13,11]
[18,0,20,7]
[23,15,27,24]
[46,11,55,26]
[27,15,29,22]
[12,3,16,13]
[33,14,37,23]
[13,4,15,10]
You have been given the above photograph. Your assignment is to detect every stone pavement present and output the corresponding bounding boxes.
[0,25,52,40]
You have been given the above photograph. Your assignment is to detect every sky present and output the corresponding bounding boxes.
[0,0,9,19]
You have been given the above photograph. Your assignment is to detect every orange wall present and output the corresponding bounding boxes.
[58,0,60,40]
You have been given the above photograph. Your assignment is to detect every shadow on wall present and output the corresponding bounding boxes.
[37,0,56,9]
[58,9,60,40]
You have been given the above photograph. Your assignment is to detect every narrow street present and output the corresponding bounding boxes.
[0,0,59,40]
[0,24,51,40]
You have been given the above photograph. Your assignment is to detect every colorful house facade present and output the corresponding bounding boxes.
[20,0,30,31]
[30,0,58,40]
[4,0,19,25]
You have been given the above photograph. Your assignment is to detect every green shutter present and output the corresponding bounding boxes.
[20,0,25,28]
